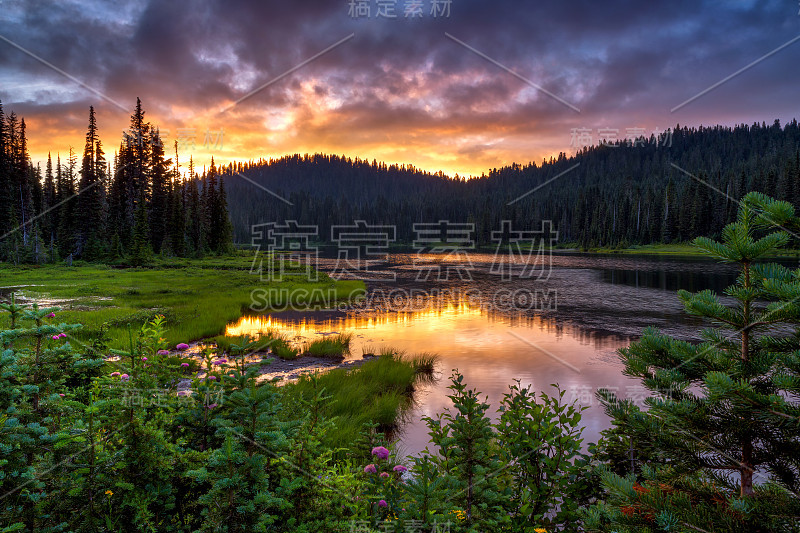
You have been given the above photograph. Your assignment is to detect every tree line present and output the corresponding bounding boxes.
[0,99,233,264]
[225,120,800,248]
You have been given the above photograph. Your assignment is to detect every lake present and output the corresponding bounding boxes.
[226,251,771,456]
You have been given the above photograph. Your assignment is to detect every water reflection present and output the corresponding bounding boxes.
[226,293,638,456]
[600,268,737,293]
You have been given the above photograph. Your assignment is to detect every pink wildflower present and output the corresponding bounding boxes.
[176,343,190,351]
[371,446,390,460]
[46,312,56,318]
[378,500,388,508]
[110,372,120,377]
[157,350,169,356]
[52,335,59,340]
[141,357,148,362]
[364,464,377,474]
[120,374,130,381]
[392,465,408,473]
[181,362,190,367]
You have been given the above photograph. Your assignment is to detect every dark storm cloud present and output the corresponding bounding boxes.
[0,0,797,175]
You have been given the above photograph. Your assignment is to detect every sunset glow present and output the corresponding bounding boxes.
[3,1,798,177]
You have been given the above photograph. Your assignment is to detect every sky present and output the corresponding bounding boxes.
[0,0,798,177]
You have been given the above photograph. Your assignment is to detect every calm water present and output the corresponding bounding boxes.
[226,252,791,456]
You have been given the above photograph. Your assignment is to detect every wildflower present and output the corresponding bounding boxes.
[58,393,65,397]
[52,335,59,340]
[378,500,388,508]
[208,376,217,380]
[120,374,130,381]
[46,312,55,318]
[157,350,169,356]
[181,362,190,367]
[105,490,113,497]
[534,529,547,533]
[141,357,148,362]
[380,472,389,479]
[176,343,190,350]
[58,333,67,338]
[371,446,390,460]
[392,465,407,473]
[110,372,120,377]
[364,464,377,474]
[212,359,227,365]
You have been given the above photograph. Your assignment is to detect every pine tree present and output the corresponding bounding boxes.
[43,153,56,244]
[77,106,106,259]
[0,100,11,256]
[186,168,204,257]
[57,147,78,258]
[589,192,800,532]
[203,159,218,253]
[148,128,169,253]
[214,173,233,254]
[129,193,152,266]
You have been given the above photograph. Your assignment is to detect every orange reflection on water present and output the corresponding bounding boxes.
[224,294,635,456]
[226,299,496,358]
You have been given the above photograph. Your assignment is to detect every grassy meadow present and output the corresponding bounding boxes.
[0,252,364,350]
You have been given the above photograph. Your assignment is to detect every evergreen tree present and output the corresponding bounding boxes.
[589,192,800,532]
[129,193,152,266]
[77,106,107,259]
[148,128,169,253]
[0,100,11,255]
[43,153,56,243]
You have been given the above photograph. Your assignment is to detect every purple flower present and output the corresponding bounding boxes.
[110,372,120,377]
[371,446,390,460]
[378,500,388,508]
[364,464,377,474]
[379,472,389,479]
[52,335,59,340]
[176,343,190,351]
[120,374,130,381]
[212,359,227,365]
[46,312,56,318]
[58,333,67,339]
[58,393,65,397]
[392,465,408,473]
[157,350,170,356]
[208,376,217,380]
[141,357,148,362]
[181,362,190,367]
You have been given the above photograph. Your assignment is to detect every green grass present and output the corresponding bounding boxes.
[556,242,800,257]
[281,352,435,449]
[0,254,364,350]
[304,333,353,359]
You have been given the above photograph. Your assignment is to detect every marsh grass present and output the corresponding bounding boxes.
[0,256,363,350]
[213,330,302,360]
[304,333,353,358]
[282,352,433,449]
[406,352,439,376]
[374,347,439,377]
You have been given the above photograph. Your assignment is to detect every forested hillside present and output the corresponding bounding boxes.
[224,120,800,247]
